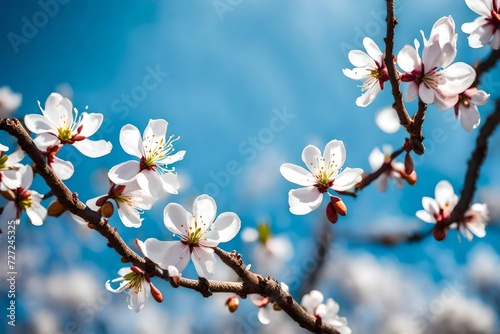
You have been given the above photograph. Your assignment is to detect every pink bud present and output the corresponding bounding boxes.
[433,226,446,241]
[404,152,414,175]
[149,282,163,303]
[326,203,338,224]
[331,197,347,216]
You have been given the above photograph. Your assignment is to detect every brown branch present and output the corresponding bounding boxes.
[356,146,405,190]
[0,117,340,334]
[447,99,500,227]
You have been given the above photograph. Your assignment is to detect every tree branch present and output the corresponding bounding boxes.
[356,146,405,190]
[0,117,340,334]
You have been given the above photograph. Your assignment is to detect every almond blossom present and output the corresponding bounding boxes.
[462,0,500,49]
[368,145,416,192]
[141,194,241,278]
[87,181,155,228]
[24,92,112,158]
[454,87,490,132]
[343,37,389,107]
[416,180,489,241]
[251,282,289,325]
[279,140,363,215]
[0,86,22,118]
[108,119,185,197]
[398,16,476,110]
[301,290,351,334]
[0,165,46,226]
[0,144,24,191]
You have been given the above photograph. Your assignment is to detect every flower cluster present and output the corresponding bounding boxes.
[301,290,352,334]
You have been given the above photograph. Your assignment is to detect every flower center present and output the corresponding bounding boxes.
[123,271,144,294]
[17,189,33,210]
[0,154,8,170]
[58,127,73,141]
[143,134,180,169]
[316,172,334,193]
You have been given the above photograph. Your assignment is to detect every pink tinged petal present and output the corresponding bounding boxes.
[33,133,60,152]
[459,105,481,132]
[144,119,168,143]
[465,0,492,15]
[24,114,57,134]
[302,144,322,174]
[163,202,192,235]
[491,29,500,49]
[160,150,186,165]
[347,50,375,68]
[416,209,436,223]
[469,24,494,48]
[191,246,216,278]
[117,203,143,228]
[193,195,217,231]
[78,112,104,137]
[108,160,141,185]
[145,239,191,271]
[404,82,419,103]
[203,212,241,244]
[279,163,316,186]
[419,84,436,105]
[51,156,74,180]
[363,37,383,62]
[42,93,73,127]
[119,124,144,158]
[330,168,363,192]
[1,170,21,189]
[288,186,323,215]
[434,180,456,208]
[72,139,112,158]
[470,90,490,105]
[257,307,271,325]
[356,84,381,107]
[159,172,180,194]
[324,140,346,172]
[375,107,401,134]
[397,45,420,73]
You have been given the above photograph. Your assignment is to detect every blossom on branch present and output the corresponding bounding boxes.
[24,92,112,158]
[416,180,489,241]
[0,144,24,191]
[462,0,500,49]
[87,181,155,228]
[368,145,416,192]
[301,290,351,334]
[0,86,22,118]
[108,119,185,197]
[280,140,363,215]
[251,282,289,325]
[141,194,241,278]
[398,16,476,110]
[454,87,490,132]
[0,165,46,225]
[343,37,389,107]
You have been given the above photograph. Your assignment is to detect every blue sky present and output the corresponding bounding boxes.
[1,1,500,333]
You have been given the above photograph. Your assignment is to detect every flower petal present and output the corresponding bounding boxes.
[434,180,457,209]
[301,144,322,174]
[193,195,217,231]
[50,156,74,180]
[191,246,216,278]
[143,239,191,272]
[288,186,323,215]
[279,163,316,186]
[116,202,143,228]
[108,160,141,185]
[330,167,363,191]
[24,114,56,134]
[42,93,73,127]
[33,133,60,152]
[323,140,346,172]
[119,124,144,158]
[78,112,104,137]
[72,139,112,158]
[459,105,481,132]
[203,212,241,244]
[163,202,192,235]
[159,172,180,194]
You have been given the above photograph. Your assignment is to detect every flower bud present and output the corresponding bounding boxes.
[100,201,114,218]
[168,265,180,288]
[47,200,66,217]
[225,295,239,313]
[331,197,347,216]
[404,152,414,175]
[405,171,417,185]
[326,203,338,224]
[95,196,108,207]
[433,226,446,241]
[273,303,282,311]
[149,282,163,303]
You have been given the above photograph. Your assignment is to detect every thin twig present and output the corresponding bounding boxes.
[356,146,405,190]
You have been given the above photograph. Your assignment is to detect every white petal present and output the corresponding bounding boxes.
[465,0,491,16]
[342,68,366,80]
[279,163,316,186]
[33,133,60,152]
[440,63,476,95]
[459,105,481,132]
[348,50,374,68]
[193,194,217,231]
[136,170,163,197]
[422,196,439,216]
[404,82,419,103]
[418,84,436,105]
[375,107,401,134]
[467,222,486,238]
[26,193,46,226]
[144,119,168,143]
[363,37,383,63]
[203,212,241,244]
[288,186,323,215]
[78,112,104,137]
[72,139,112,158]
[19,165,33,189]
[24,114,56,134]
[301,290,324,314]
[159,150,186,165]
[116,202,143,228]
[191,246,216,278]
[331,168,363,191]
[163,202,193,235]
[416,209,436,223]
[119,124,144,158]
[356,82,381,107]
[42,93,73,128]
[301,144,322,174]
[159,172,180,194]
[1,170,21,189]
[324,140,346,172]
[434,180,456,208]
[0,202,18,222]
[240,227,259,243]
[50,156,74,180]
[470,89,489,105]
[144,239,191,272]
[257,307,271,325]
[108,160,141,185]
[397,45,420,73]
[368,147,384,170]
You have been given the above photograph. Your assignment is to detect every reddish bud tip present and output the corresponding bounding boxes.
[331,197,347,216]
[404,152,414,175]
[95,196,108,207]
[101,201,114,218]
[225,296,239,313]
[326,203,339,224]
[405,171,417,185]
[149,283,163,303]
[433,226,446,241]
